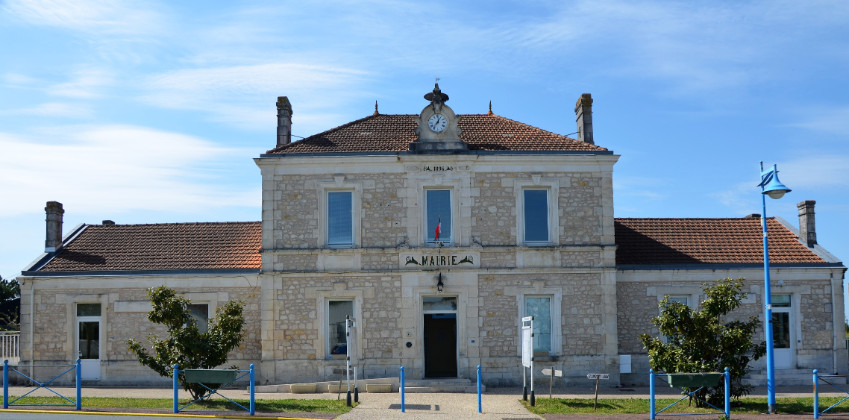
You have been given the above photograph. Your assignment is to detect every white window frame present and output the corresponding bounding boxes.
[515,178,559,246]
[517,287,562,357]
[319,178,362,248]
[326,299,354,359]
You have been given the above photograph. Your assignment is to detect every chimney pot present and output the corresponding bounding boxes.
[574,93,594,144]
[276,96,293,147]
[45,201,64,253]
[797,200,817,247]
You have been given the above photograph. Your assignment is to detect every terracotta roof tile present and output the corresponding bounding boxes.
[38,222,261,272]
[35,217,827,273]
[266,114,608,154]
[615,217,826,265]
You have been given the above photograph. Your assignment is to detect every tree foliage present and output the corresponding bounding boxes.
[127,286,245,399]
[640,278,766,404]
[0,276,21,331]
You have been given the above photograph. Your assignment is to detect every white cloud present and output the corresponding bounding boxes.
[2,102,93,118]
[2,0,165,35]
[0,125,258,217]
[787,107,849,136]
[49,67,114,99]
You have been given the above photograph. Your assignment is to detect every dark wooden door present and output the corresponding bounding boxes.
[424,313,457,378]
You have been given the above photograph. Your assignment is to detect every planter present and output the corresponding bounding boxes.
[183,369,238,385]
[665,373,723,388]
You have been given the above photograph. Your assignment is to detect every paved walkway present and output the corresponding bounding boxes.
[3,385,847,419]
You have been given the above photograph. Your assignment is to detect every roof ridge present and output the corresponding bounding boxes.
[90,221,261,227]
[484,113,578,141]
[267,113,385,154]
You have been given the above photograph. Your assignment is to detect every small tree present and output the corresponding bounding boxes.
[127,286,245,399]
[640,278,766,405]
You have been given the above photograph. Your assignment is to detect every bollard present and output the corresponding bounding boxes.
[400,366,405,413]
[477,365,482,414]
[3,359,8,409]
[649,369,655,420]
[75,359,81,410]
[173,364,179,413]
[724,367,730,419]
[249,364,255,416]
[814,369,819,419]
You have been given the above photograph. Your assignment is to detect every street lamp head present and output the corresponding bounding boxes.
[759,164,791,200]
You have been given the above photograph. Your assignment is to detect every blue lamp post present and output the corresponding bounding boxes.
[758,162,791,414]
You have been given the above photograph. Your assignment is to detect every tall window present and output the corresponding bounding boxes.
[189,304,209,333]
[328,300,353,357]
[327,191,353,247]
[525,296,552,354]
[523,189,549,243]
[426,189,452,244]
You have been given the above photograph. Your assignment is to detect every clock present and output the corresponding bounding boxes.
[428,113,447,133]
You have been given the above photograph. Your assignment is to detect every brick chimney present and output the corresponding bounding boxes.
[276,96,293,147]
[574,93,594,145]
[797,200,817,247]
[45,201,64,253]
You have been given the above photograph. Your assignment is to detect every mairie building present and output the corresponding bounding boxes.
[18,85,847,388]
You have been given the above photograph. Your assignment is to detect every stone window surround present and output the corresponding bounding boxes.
[514,176,560,247]
[74,300,104,361]
[516,282,563,357]
[317,177,362,248]
[315,288,363,360]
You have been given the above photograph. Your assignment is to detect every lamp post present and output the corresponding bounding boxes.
[758,162,791,414]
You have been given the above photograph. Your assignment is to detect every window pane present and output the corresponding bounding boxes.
[524,190,549,242]
[772,312,790,348]
[426,189,452,242]
[329,301,353,355]
[771,294,791,307]
[78,321,99,359]
[667,296,688,306]
[328,191,353,246]
[77,303,101,317]
[526,297,551,353]
[423,296,457,312]
[189,304,209,333]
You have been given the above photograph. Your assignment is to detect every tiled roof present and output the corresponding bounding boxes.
[615,217,826,265]
[37,222,261,272]
[266,114,609,154]
[32,217,827,273]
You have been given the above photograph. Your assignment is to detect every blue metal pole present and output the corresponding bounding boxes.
[477,365,482,414]
[400,366,405,413]
[249,364,255,416]
[173,364,179,414]
[761,177,776,414]
[724,367,730,419]
[76,359,81,410]
[649,369,655,420]
[813,369,819,419]
[3,359,8,409]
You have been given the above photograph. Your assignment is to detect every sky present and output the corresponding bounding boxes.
[1,1,847,307]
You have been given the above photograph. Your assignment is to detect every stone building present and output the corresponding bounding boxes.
[18,85,846,387]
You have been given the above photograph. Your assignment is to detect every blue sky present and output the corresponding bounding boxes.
[1,1,847,303]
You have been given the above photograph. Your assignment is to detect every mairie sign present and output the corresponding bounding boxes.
[400,252,479,268]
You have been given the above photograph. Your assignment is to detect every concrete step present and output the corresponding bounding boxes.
[745,369,846,386]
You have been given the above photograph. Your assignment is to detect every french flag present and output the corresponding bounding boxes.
[434,217,441,241]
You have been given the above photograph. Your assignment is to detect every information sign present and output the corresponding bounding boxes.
[521,316,533,368]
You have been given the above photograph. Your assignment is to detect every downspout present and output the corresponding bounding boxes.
[832,272,837,374]
[30,278,35,381]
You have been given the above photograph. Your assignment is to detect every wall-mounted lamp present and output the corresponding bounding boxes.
[436,272,444,293]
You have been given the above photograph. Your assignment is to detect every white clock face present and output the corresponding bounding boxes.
[428,114,448,133]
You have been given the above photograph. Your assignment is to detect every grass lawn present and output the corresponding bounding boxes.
[523,396,849,416]
[3,395,353,414]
